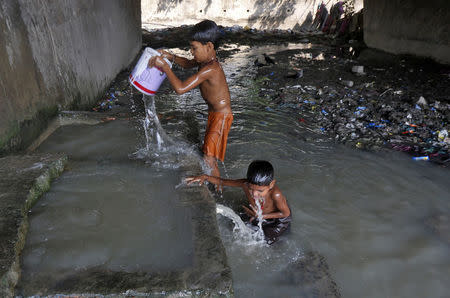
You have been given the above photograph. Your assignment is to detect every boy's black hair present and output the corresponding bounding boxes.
[191,19,222,49]
[246,160,274,186]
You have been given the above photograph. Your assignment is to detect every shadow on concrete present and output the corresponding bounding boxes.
[156,0,184,13]
[247,0,339,30]
[293,11,313,31]
[203,0,213,14]
[248,0,296,29]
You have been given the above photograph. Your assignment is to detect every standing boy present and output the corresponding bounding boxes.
[148,20,232,179]
[186,160,291,244]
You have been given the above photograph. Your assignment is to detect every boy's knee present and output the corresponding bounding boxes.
[204,154,217,164]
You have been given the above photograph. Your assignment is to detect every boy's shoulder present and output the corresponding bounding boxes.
[198,61,225,82]
[199,59,221,70]
[271,185,286,200]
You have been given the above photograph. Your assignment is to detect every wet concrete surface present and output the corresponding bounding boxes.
[13,100,232,296]
[0,68,232,296]
[141,25,449,296]
[10,65,341,297]
[3,24,448,297]
[280,251,341,298]
[424,212,450,247]
[17,185,232,297]
[0,154,67,297]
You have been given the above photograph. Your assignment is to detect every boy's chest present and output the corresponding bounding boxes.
[262,198,275,212]
[252,197,275,212]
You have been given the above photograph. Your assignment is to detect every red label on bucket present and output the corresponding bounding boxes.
[129,74,156,95]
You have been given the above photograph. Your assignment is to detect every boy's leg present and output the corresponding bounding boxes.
[204,154,223,193]
[202,112,232,191]
[263,217,291,244]
[204,154,220,178]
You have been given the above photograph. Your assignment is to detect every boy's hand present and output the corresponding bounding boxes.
[148,56,169,71]
[158,50,174,61]
[242,205,257,223]
[242,205,256,218]
[185,175,207,185]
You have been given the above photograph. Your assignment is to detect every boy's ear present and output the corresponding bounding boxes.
[269,180,276,189]
[207,41,214,50]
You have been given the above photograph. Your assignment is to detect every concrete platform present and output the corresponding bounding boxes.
[281,251,341,297]
[2,109,232,296]
[16,184,233,297]
[0,154,67,297]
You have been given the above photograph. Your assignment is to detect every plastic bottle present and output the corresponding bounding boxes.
[412,156,429,161]
[340,80,354,87]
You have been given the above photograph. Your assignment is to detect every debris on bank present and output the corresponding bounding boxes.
[138,19,449,167]
[93,77,131,112]
[255,55,450,166]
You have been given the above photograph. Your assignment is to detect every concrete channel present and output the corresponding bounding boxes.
[0,108,233,297]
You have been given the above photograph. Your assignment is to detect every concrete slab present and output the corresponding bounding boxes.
[16,184,232,297]
[280,251,341,297]
[424,212,450,246]
[10,107,232,296]
[0,153,67,297]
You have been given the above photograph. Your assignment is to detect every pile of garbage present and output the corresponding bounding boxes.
[92,93,119,111]
[245,33,448,167]
[253,60,450,166]
[92,78,129,112]
[293,84,450,164]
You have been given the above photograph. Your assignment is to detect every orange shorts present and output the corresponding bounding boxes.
[202,112,233,162]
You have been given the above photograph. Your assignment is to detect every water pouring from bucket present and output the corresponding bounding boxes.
[129,47,172,96]
[141,94,175,153]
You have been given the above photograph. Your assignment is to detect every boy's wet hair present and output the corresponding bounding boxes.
[246,160,274,186]
[191,19,222,49]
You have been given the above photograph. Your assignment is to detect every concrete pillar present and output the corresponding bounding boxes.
[0,0,141,155]
[364,0,450,64]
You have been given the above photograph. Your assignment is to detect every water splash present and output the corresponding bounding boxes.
[129,94,202,170]
[141,94,174,152]
[253,198,265,238]
[220,160,230,178]
[216,204,266,246]
[174,179,188,189]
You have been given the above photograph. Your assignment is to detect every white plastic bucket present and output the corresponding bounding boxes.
[129,47,172,96]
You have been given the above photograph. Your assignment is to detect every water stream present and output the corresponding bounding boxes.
[142,94,174,151]
[216,204,266,246]
[19,43,450,297]
[160,44,450,297]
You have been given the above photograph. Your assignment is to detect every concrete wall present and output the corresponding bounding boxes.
[142,0,363,30]
[364,0,450,64]
[0,0,141,155]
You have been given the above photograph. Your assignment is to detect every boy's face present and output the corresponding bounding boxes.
[190,41,213,63]
[247,181,274,201]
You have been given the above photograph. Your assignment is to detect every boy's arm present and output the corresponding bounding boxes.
[161,51,198,69]
[186,174,246,188]
[263,190,291,220]
[149,56,211,95]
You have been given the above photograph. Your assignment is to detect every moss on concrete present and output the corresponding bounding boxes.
[0,154,67,298]
[0,106,59,157]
